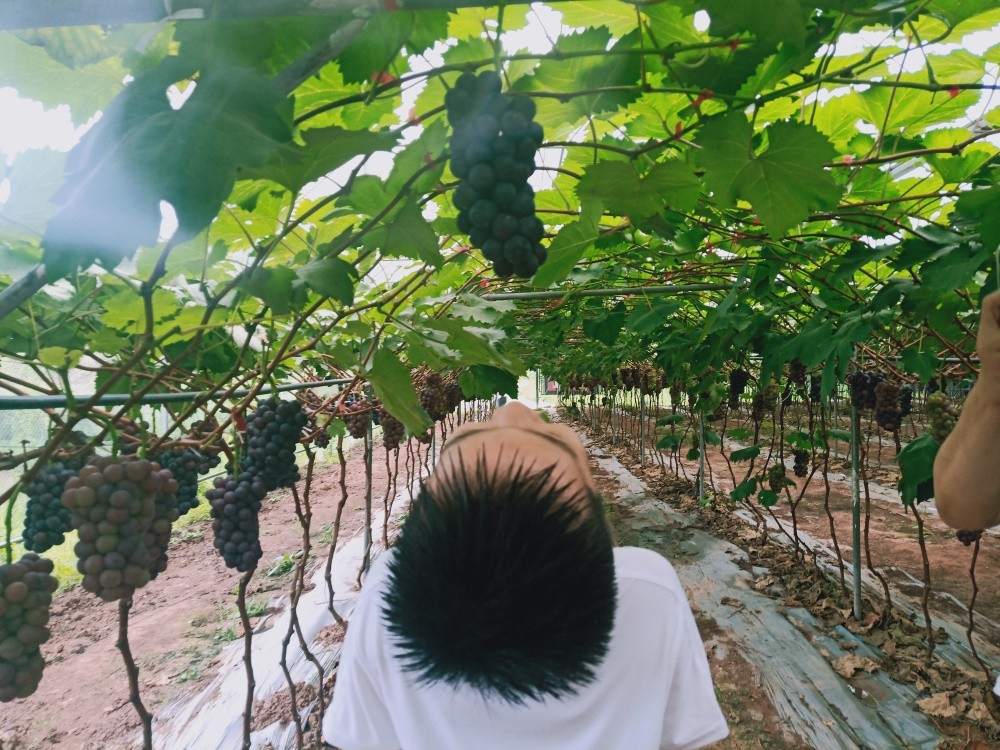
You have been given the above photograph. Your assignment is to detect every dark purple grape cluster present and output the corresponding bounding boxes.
[956,529,983,546]
[874,381,902,431]
[417,371,450,422]
[809,374,822,404]
[21,460,82,553]
[751,393,765,422]
[146,487,180,581]
[378,406,405,451]
[0,554,58,701]
[444,374,464,413]
[341,396,373,440]
[847,371,885,410]
[240,398,307,491]
[728,369,750,406]
[446,70,546,278]
[788,359,806,386]
[115,419,145,455]
[61,457,178,602]
[152,449,221,516]
[206,469,267,572]
[792,449,809,478]
[898,385,913,418]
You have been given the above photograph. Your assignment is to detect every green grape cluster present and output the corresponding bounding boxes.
[240,398,307,491]
[926,392,959,443]
[792,449,809,478]
[767,463,786,492]
[206,468,266,572]
[21,460,81,553]
[152,449,221,516]
[0,554,58,701]
[874,381,902,432]
[446,71,547,278]
[61,457,178,602]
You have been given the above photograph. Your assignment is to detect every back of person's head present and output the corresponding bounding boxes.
[381,456,617,705]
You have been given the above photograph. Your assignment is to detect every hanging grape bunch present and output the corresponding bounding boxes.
[206,468,267,572]
[751,392,765,422]
[21,459,82,553]
[341,395,373,440]
[762,379,780,411]
[847,370,884,410]
[299,390,332,448]
[898,385,913,419]
[152,449,221,516]
[792,449,810,478]
[788,359,807,387]
[956,529,983,546]
[767,463,787,493]
[809,374,823,404]
[419,371,451,422]
[874,381,903,432]
[0,553,59,702]
[926,392,959,443]
[443,372,464,414]
[240,398,308,491]
[115,419,146,455]
[61,457,178,602]
[728,369,750,408]
[378,405,406,451]
[445,70,547,278]
[146,487,180,581]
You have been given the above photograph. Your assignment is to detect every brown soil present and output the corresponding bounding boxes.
[0,435,402,750]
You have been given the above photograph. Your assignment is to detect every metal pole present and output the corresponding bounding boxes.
[698,415,706,501]
[639,392,646,467]
[850,403,863,620]
[483,282,741,301]
[362,385,373,574]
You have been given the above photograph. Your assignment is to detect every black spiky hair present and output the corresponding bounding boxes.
[381,455,617,705]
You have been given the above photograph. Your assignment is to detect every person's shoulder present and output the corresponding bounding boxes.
[613,546,683,591]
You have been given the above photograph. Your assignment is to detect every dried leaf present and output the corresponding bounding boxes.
[916,692,957,718]
[967,700,991,721]
[832,654,880,678]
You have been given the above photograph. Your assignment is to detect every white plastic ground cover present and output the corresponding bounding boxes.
[152,478,418,750]
[583,432,997,748]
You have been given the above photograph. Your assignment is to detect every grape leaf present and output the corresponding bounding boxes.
[897,433,940,507]
[361,202,442,267]
[576,160,701,218]
[366,346,431,434]
[696,113,842,237]
[458,365,519,400]
[531,199,604,288]
[299,257,358,306]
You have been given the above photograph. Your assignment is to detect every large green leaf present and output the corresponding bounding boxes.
[0,148,66,236]
[366,346,432,434]
[299,257,358,305]
[704,0,808,50]
[361,202,443,267]
[531,199,604,288]
[696,113,842,237]
[575,159,701,218]
[458,365,519,400]
[897,433,940,507]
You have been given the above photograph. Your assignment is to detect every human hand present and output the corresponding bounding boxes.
[976,290,1000,398]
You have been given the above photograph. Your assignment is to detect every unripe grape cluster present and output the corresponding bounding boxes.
[152,449,221,516]
[206,469,267,572]
[926,392,959,443]
[21,460,81,553]
[446,71,547,278]
[240,398,307,491]
[767,463,786,493]
[792,449,809,478]
[0,554,58,701]
[847,371,885,410]
[874,381,903,432]
[61,457,178,602]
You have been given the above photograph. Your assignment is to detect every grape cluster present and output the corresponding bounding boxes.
[206,469,267,572]
[792,449,810,478]
[956,529,983,546]
[767,463,787,493]
[445,70,547,278]
[417,370,450,422]
[444,374,464,413]
[377,405,405,451]
[152,449,221,516]
[762,380,779,410]
[669,382,684,407]
[809,375,823,404]
[61,457,178,602]
[874,381,903,432]
[240,398,307,491]
[751,393,766,422]
[0,554,58,701]
[299,390,332,449]
[341,397,373,440]
[728,369,750,407]
[847,371,885,410]
[926,392,959,443]
[21,460,81,553]
[116,420,145,455]
[146,488,180,581]
[788,359,807,386]
[898,385,913,419]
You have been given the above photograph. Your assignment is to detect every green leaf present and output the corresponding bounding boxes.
[730,444,762,462]
[336,14,411,84]
[240,266,303,315]
[757,488,778,508]
[458,365,519,400]
[704,0,807,50]
[582,301,625,346]
[918,245,990,291]
[696,113,842,237]
[299,257,358,305]
[899,348,939,382]
[656,433,682,450]
[626,299,682,335]
[897,432,940,507]
[362,202,442,267]
[37,346,81,369]
[732,476,758,502]
[531,199,603,287]
[686,446,700,461]
[0,148,67,236]
[249,126,399,194]
[576,160,701,218]
[365,346,432,434]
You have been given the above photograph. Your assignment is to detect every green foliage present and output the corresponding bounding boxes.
[897,433,940,508]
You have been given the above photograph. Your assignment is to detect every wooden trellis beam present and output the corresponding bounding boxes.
[0,0,619,30]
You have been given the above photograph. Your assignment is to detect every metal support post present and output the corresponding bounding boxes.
[850,403,863,620]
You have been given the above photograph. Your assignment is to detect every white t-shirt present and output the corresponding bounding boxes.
[324,546,729,750]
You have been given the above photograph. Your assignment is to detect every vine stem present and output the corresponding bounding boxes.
[323,433,348,628]
[911,504,935,664]
[965,537,992,681]
[236,569,256,750]
[117,597,153,750]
